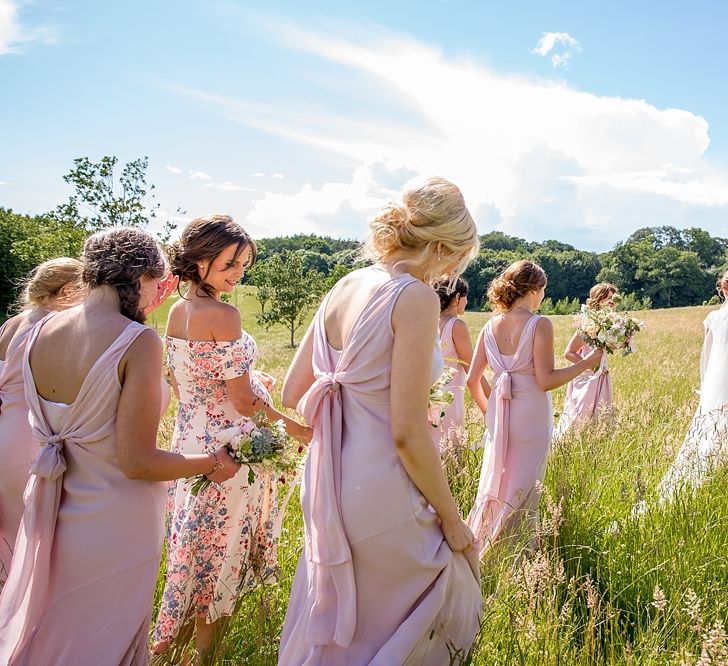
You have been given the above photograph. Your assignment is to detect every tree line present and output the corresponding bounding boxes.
[2,155,727,343]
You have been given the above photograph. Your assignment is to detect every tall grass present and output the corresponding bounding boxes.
[148,291,728,665]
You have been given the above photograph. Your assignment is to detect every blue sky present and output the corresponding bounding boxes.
[1,0,727,251]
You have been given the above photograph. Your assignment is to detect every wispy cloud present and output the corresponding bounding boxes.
[204,181,255,192]
[272,173,285,179]
[169,17,728,247]
[0,180,13,186]
[188,170,212,180]
[249,172,266,177]
[532,31,581,68]
[0,0,57,55]
[165,165,182,174]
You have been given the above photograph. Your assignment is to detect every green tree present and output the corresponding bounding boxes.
[254,251,325,346]
[53,155,177,242]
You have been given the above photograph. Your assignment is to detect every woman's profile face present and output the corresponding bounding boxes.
[198,243,252,295]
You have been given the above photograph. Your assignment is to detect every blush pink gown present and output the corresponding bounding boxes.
[279,270,482,666]
[467,315,552,557]
[431,316,468,451]
[0,323,38,583]
[0,318,167,665]
[553,340,611,441]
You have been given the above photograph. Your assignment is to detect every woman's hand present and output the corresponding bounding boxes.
[584,347,605,372]
[290,420,314,445]
[440,514,475,553]
[144,272,180,315]
[205,446,240,484]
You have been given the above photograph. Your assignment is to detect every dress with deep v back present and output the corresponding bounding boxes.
[279,267,482,666]
[467,314,553,556]
[0,316,167,665]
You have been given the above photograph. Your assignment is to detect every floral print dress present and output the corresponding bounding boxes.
[153,334,278,643]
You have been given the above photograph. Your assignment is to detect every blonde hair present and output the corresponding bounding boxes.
[586,282,618,309]
[488,260,547,312]
[18,257,84,311]
[363,177,479,283]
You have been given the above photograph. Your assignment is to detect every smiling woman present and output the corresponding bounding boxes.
[153,215,312,662]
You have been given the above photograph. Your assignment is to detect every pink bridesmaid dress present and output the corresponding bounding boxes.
[0,318,167,665]
[468,314,552,556]
[553,345,611,441]
[431,316,467,451]
[280,271,482,666]
[0,324,39,583]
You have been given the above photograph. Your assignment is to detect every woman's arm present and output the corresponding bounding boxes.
[117,330,239,483]
[451,319,474,374]
[564,331,586,365]
[466,328,491,412]
[281,320,316,409]
[213,307,313,444]
[390,282,474,554]
[533,318,603,392]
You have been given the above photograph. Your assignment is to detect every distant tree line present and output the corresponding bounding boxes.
[2,153,727,324]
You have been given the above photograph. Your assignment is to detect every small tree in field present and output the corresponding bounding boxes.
[254,251,324,347]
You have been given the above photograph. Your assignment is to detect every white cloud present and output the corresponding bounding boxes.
[171,19,728,248]
[0,0,56,55]
[0,180,13,186]
[165,165,182,174]
[188,170,212,180]
[203,181,255,192]
[249,172,266,178]
[272,173,285,179]
[532,31,581,69]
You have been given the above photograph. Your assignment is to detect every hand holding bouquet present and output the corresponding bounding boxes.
[190,411,302,495]
[574,305,644,356]
[428,367,455,428]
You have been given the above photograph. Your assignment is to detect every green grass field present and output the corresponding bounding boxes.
[148,290,728,665]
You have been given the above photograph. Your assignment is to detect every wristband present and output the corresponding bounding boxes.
[207,451,224,476]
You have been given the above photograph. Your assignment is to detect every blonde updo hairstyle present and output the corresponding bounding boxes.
[168,215,256,298]
[17,257,85,311]
[363,177,480,284]
[586,282,618,309]
[488,260,547,312]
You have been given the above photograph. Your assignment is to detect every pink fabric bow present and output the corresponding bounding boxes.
[297,371,356,648]
[30,435,67,480]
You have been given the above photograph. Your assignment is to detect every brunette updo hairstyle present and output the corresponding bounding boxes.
[586,282,618,309]
[716,270,728,300]
[17,257,84,311]
[364,177,479,283]
[434,277,469,311]
[488,260,547,312]
[82,227,166,323]
[168,215,256,298]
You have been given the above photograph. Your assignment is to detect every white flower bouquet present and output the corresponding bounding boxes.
[190,410,302,495]
[428,367,455,428]
[574,305,645,356]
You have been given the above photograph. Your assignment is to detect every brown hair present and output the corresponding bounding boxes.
[717,270,728,299]
[363,177,479,283]
[488,260,547,312]
[18,257,84,311]
[168,215,256,298]
[82,227,166,323]
[434,277,469,311]
[586,282,618,309]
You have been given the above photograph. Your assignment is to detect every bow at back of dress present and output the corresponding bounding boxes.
[296,274,418,650]
[0,315,147,661]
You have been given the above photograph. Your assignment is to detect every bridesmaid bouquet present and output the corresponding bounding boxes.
[574,305,645,355]
[190,411,301,495]
[428,367,455,427]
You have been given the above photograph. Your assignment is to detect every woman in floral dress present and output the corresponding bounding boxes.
[153,215,312,662]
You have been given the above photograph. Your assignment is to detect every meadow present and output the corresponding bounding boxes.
[148,290,728,665]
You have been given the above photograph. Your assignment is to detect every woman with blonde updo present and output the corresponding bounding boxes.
[553,282,619,441]
[0,258,86,581]
[153,215,312,663]
[466,261,602,557]
[279,177,483,665]
[0,228,241,664]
